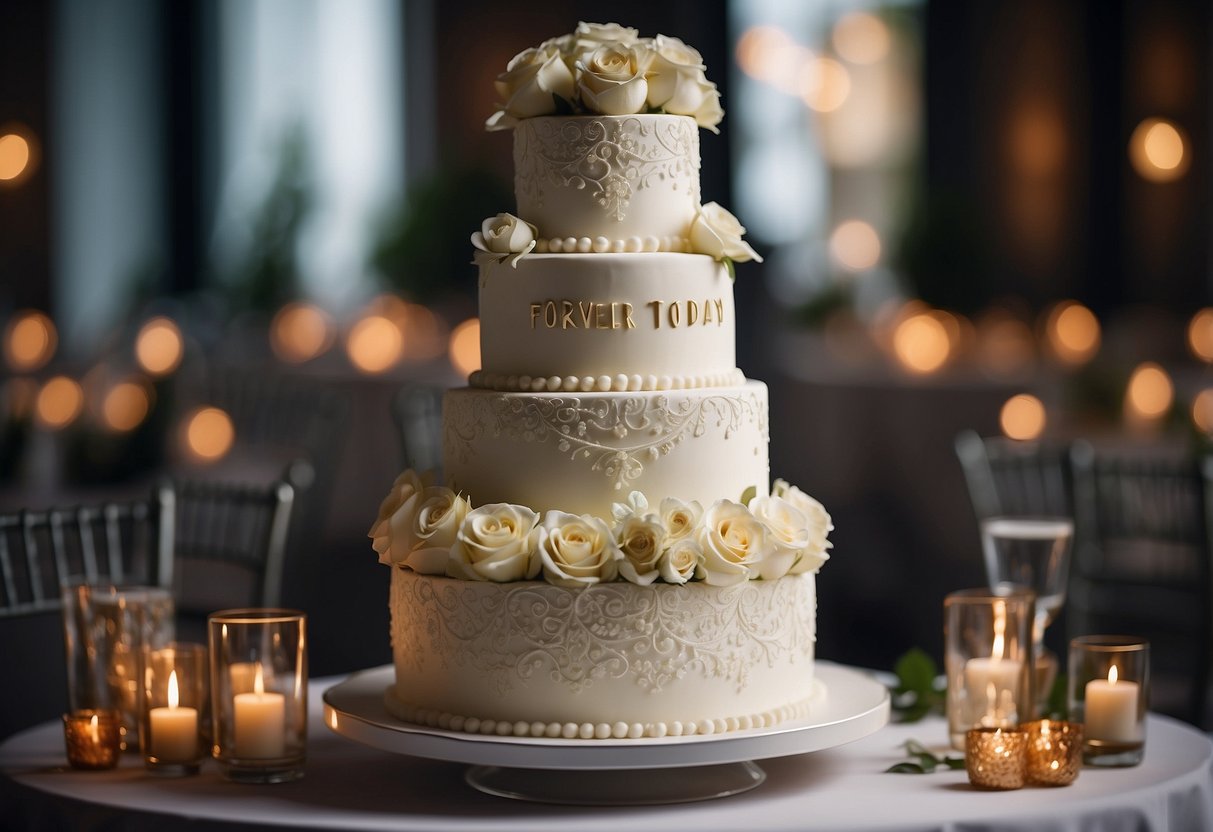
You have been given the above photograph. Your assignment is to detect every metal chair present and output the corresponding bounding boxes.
[392,383,446,477]
[954,430,1074,520]
[1068,442,1213,729]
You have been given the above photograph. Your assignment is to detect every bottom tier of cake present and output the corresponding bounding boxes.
[387,568,818,739]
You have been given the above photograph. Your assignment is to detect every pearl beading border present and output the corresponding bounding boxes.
[384,686,816,740]
[533,236,692,254]
[469,368,747,393]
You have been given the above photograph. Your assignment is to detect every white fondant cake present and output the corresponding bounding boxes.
[372,22,833,740]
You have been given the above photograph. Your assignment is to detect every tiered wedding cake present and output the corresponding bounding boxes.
[370,22,834,741]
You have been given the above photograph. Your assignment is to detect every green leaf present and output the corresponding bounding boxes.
[885,762,928,774]
[723,258,736,281]
[895,648,937,693]
[942,756,967,771]
[739,485,757,505]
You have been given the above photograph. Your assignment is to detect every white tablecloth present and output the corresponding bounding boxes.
[2,675,1211,832]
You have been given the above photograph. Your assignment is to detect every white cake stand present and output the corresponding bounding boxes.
[323,662,890,805]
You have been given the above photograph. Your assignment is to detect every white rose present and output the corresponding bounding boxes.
[486,45,576,131]
[772,479,834,574]
[402,487,470,575]
[659,537,701,584]
[690,202,763,264]
[448,503,541,582]
[368,469,432,565]
[645,35,717,120]
[696,500,772,586]
[574,21,639,48]
[539,510,621,587]
[471,213,538,269]
[577,44,650,116]
[659,497,702,542]
[690,86,724,133]
[747,495,810,581]
[616,515,666,586]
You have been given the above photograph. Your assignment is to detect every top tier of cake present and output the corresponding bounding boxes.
[514,114,700,247]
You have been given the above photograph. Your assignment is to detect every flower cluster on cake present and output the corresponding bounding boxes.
[372,23,837,741]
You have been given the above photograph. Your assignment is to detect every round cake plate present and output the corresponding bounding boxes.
[323,662,890,805]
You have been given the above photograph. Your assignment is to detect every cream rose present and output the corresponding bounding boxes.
[659,537,701,585]
[369,469,432,565]
[659,497,703,543]
[690,87,724,132]
[645,35,720,131]
[448,503,541,582]
[471,213,538,269]
[577,44,649,116]
[401,487,469,575]
[486,44,576,131]
[539,510,621,587]
[616,515,666,586]
[772,479,833,574]
[696,499,772,586]
[690,202,763,264]
[573,21,639,48]
[747,494,810,581]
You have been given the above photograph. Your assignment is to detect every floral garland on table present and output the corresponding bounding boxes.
[368,470,833,588]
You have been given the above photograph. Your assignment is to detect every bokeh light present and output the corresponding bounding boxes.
[829,220,881,271]
[346,314,403,374]
[102,381,152,433]
[832,12,891,65]
[0,132,31,182]
[1192,389,1213,435]
[448,318,481,378]
[736,25,809,93]
[892,311,951,375]
[1044,301,1100,366]
[135,317,184,376]
[1129,118,1188,183]
[1000,394,1046,441]
[270,302,334,363]
[183,406,235,462]
[35,376,84,430]
[976,312,1035,377]
[800,57,851,112]
[1125,362,1173,421]
[1187,309,1213,362]
[4,310,57,372]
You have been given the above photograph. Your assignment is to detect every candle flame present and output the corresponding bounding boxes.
[254,662,265,696]
[89,713,99,744]
[991,600,1006,660]
[168,669,179,709]
[1108,664,1118,684]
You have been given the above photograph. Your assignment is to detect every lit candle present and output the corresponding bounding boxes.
[963,601,1022,726]
[1084,664,1141,743]
[230,661,258,694]
[233,663,285,758]
[149,670,199,762]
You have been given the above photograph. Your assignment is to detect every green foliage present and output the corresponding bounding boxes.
[739,485,757,505]
[723,258,736,282]
[885,739,965,774]
[891,647,945,724]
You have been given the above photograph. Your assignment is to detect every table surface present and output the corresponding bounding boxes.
[1,673,1211,832]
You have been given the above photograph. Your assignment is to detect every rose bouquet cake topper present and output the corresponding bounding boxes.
[472,21,762,274]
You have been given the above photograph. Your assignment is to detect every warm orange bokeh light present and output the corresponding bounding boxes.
[135,317,184,376]
[0,133,31,182]
[1129,118,1188,183]
[832,12,891,65]
[892,312,951,375]
[800,57,851,112]
[102,381,151,433]
[4,310,57,372]
[1000,394,1046,441]
[35,376,84,430]
[1187,309,1213,362]
[271,302,334,364]
[346,314,404,374]
[448,318,481,378]
[829,220,881,271]
[1192,389,1213,435]
[976,313,1035,377]
[1044,301,1100,366]
[183,406,235,462]
[736,25,808,93]
[1125,362,1174,421]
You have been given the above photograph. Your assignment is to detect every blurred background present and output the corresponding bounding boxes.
[1,0,1211,710]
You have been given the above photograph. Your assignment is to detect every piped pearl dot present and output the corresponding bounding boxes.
[698,720,715,735]
[644,375,657,390]
[535,239,549,253]
[464,718,480,733]
[518,376,532,390]
[506,375,519,390]
[611,239,626,253]
[668,722,683,737]
[546,376,560,391]
[592,236,610,253]
[657,376,672,390]
[450,716,466,732]
[496,722,514,736]
[530,721,546,737]
[594,723,611,740]
[549,238,563,253]
[628,723,644,739]
[578,723,595,740]
[438,713,452,729]
[561,723,578,739]
[580,376,595,392]
[563,376,579,392]
[628,374,642,391]
[574,237,590,253]
[612,722,629,739]
[596,375,612,391]
[479,720,496,735]
[643,236,659,252]
[649,723,668,738]
[626,236,642,252]
[614,374,628,391]
[563,237,577,252]
[546,723,562,738]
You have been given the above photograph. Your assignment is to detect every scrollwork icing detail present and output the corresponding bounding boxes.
[516,117,699,222]
[390,572,815,696]
[444,390,768,491]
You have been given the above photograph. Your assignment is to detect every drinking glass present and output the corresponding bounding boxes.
[980,516,1073,709]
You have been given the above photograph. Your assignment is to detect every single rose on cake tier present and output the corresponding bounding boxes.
[645,35,723,133]
[539,511,621,587]
[612,492,667,586]
[772,478,834,574]
[368,469,432,566]
[691,202,763,265]
[697,499,774,586]
[471,212,538,269]
[448,503,542,582]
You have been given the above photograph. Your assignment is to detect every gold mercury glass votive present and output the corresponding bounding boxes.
[965,727,1027,790]
[1022,718,1083,786]
[63,709,122,770]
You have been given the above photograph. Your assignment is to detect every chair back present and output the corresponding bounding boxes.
[392,383,445,477]
[955,430,1072,520]
[0,487,174,617]
[1069,442,1213,729]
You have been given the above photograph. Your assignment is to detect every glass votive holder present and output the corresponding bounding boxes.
[965,727,1027,790]
[1022,718,1083,786]
[63,709,122,770]
[141,643,207,776]
[944,588,1036,749]
[1068,635,1149,766]
[208,609,307,783]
